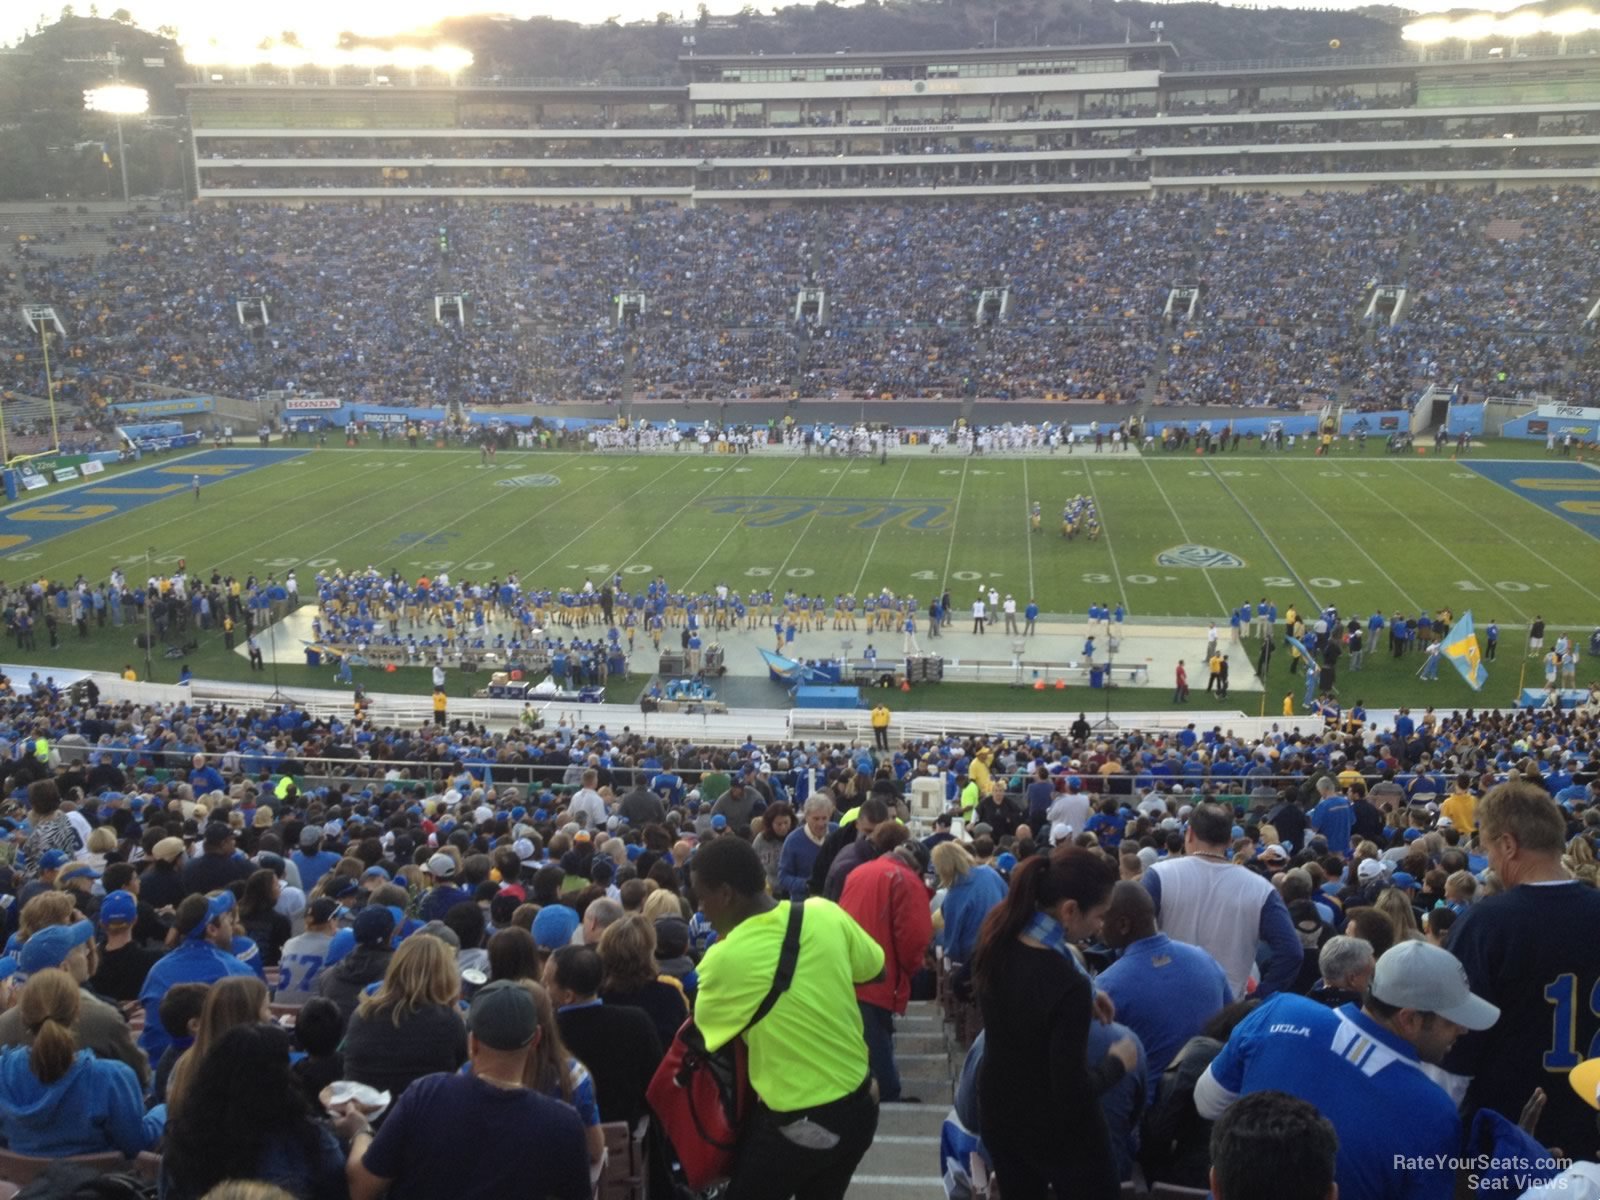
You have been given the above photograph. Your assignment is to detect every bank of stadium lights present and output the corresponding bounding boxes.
[1402,8,1600,49]
[83,85,148,204]
[181,41,474,74]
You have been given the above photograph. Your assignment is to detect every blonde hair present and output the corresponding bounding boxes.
[932,841,975,889]
[20,968,79,1085]
[18,892,77,942]
[516,980,574,1104]
[357,933,462,1026]
[598,914,660,994]
[640,888,682,923]
[1374,887,1422,941]
[166,975,270,1115]
[87,827,117,854]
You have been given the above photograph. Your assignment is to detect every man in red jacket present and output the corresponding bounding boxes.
[839,823,934,1103]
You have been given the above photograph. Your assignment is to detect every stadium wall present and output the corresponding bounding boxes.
[1500,403,1600,441]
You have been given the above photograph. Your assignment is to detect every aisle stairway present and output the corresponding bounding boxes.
[846,999,956,1200]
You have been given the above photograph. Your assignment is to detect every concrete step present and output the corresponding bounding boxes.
[848,1004,957,1200]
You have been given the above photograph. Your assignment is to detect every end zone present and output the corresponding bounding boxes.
[0,448,308,557]
[1463,460,1600,542]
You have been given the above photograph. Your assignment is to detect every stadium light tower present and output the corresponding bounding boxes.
[83,84,149,204]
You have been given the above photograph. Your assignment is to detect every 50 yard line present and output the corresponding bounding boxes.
[851,458,911,597]
[772,460,862,583]
[1021,458,1036,602]
[683,455,804,591]
[1140,458,1229,615]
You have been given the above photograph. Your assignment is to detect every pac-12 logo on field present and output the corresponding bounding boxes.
[496,474,561,488]
[1157,545,1244,569]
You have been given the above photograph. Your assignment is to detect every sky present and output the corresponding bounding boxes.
[36,0,1550,56]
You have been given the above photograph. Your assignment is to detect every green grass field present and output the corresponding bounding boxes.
[6,441,1597,710]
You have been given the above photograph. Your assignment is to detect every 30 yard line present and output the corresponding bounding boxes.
[1139,458,1229,615]
[851,458,911,597]
[1401,463,1600,609]
[683,455,804,591]
[1080,463,1129,615]
[1341,471,1533,622]
[937,458,971,599]
[1266,463,1421,611]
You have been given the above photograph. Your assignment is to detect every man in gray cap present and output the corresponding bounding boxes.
[1195,940,1498,1200]
[346,979,591,1200]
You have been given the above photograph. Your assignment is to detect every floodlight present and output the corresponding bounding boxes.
[83,85,149,115]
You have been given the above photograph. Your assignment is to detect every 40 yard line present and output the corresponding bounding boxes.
[1022,458,1036,602]
[526,456,699,580]
[1080,463,1129,616]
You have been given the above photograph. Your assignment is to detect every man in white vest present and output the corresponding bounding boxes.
[1143,802,1303,998]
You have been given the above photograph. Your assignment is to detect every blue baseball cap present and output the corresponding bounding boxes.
[37,849,70,872]
[532,904,580,951]
[59,862,100,884]
[187,892,236,940]
[710,814,728,831]
[353,906,397,946]
[1391,871,1418,891]
[361,866,391,881]
[20,920,94,973]
[99,890,138,926]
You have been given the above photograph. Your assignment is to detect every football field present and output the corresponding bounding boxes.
[4,442,1597,705]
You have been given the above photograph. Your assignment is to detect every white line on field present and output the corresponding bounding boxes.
[1265,463,1421,610]
[1081,463,1129,615]
[526,456,699,580]
[937,458,970,599]
[1021,457,1036,602]
[683,455,804,592]
[1401,462,1600,608]
[772,459,862,582]
[1342,472,1532,622]
[851,458,911,597]
[445,457,616,566]
[1139,456,1228,615]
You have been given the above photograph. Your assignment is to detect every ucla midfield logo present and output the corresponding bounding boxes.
[695,496,954,531]
[1158,545,1245,569]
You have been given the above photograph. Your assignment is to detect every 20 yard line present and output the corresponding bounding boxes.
[851,458,911,598]
[1266,463,1421,611]
[937,458,971,599]
[1140,458,1230,615]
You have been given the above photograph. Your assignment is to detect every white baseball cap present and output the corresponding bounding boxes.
[1369,941,1499,1031]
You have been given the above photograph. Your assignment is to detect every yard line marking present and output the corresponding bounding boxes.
[1341,471,1532,622]
[773,459,861,582]
[1401,463,1600,608]
[447,465,616,567]
[684,455,804,591]
[1265,464,1421,610]
[1200,459,1320,613]
[268,453,576,570]
[1081,463,1129,615]
[851,458,912,598]
[937,458,971,599]
[40,451,380,576]
[1021,458,1036,602]
[1138,457,1229,615]
[528,456,699,579]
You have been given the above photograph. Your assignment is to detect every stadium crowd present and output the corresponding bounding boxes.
[0,667,1596,1196]
[3,187,1599,409]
